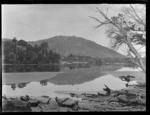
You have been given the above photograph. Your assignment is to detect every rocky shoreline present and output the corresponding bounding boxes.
[2,84,146,112]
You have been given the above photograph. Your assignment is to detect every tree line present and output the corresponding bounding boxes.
[2,38,137,72]
[61,54,137,70]
[3,38,61,72]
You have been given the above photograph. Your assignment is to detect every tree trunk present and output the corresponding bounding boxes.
[126,37,146,73]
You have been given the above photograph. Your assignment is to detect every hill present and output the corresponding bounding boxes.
[29,36,125,59]
[2,36,125,59]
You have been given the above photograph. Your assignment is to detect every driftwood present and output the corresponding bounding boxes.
[55,97,79,110]
[81,84,146,107]
[20,95,30,102]
[79,84,146,108]
[81,93,98,98]
[97,84,112,96]
[104,86,146,106]
[46,98,51,104]
[97,93,110,97]
[119,75,135,82]
[78,85,112,98]
[103,85,111,93]
[20,95,41,107]
[28,101,41,107]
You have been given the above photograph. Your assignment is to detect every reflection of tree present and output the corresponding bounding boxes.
[40,79,48,86]
[17,82,29,89]
[11,84,17,90]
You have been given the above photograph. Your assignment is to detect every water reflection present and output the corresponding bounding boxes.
[3,74,128,98]
[48,71,106,85]
[2,67,145,99]
[9,82,30,90]
[9,80,49,90]
[17,82,29,88]
[10,84,17,90]
[40,79,48,86]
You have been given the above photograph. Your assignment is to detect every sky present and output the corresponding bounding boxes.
[2,4,145,56]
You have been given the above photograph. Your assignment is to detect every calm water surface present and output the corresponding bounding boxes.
[3,67,143,98]
[2,74,127,98]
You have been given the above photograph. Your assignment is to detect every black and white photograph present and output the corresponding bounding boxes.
[1,4,146,112]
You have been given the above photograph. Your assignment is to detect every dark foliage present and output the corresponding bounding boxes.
[3,38,61,72]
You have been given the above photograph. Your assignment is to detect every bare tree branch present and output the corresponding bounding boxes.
[89,16,109,28]
[130,4,145,26]
[90,6,146,72]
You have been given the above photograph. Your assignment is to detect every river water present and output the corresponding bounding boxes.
[2,67,142,98]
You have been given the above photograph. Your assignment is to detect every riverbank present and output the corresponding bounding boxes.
[2,83,146,112]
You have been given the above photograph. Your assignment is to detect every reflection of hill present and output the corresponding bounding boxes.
[48,70,106,85]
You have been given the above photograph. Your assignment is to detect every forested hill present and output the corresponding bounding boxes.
[29,35,126,59]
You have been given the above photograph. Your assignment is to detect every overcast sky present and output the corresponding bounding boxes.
[2,4,145,56]
[2,4,128,46]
